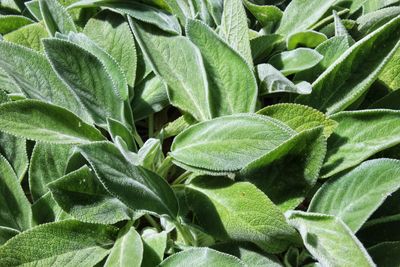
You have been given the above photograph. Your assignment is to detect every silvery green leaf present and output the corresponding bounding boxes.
[0,15,33,34]
[3,22,48,51]
[141,228,167,266]
[31,192,71,225]
[357,7,400,36]
[243,1,282,29]
[107,117,137,152]
[250,34,283,63]
[39,0,76,36]
[138,138,164,172]
[286,31,327,50]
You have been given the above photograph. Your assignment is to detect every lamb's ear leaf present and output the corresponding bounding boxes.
[356,6,400,36]
[358,215,400,248]
[130,18,212,122]
[0,15,33,34]
[159,248,245,267]
[107,118,137,152]
[276,0,337,36]
[268,48,323,76]
[243,0,282,29]
[0,100,105,144]
[105,225,143,267]
[220,0,252,65]
[31,192,71,225]
[84,11,137,89]
[68,0,181,35]
[309,159,400,232]
[39,0,77,36]
[25,0,42,20]
[286,211,375,267]
[0,155,32,232]
[0,41,90,121]
[186,176,299,253]
[250,34,283,63]
[378,46,400,91]
[0,227,19,246]
[43,38,125,127]
[186,19,258,117]
[239,127,327,211]
[287,30,327,50]
[296,16,400,115]
[3,22,49,51]
[321,109,400,178]
[257,103,337,138]
[141,228,168,266]
[48,165,135,224]
[368,241,400,267]
[0,220,118,266]
[78,142,179,219]
[170,114,295,174]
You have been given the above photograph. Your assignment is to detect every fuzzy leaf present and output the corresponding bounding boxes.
[3,22,48,51]
[141,228,168,266]
[243,1,282,28]
[39,0,76,36]
[0,15,33,34]
[287,31,327,50]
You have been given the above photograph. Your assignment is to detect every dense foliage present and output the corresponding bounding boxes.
[0,0,399,266]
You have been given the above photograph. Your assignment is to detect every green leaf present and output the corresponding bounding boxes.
[220,0,252,65]
[287,31,327,50]
[170,114,295,174]
[159,248,245,267]
[257,64,312,95]
[84,11,137,89]
[186,176,299,253]
[43,38,125,127]
[296,16,400,114]
[78,142,179,218]
[0,15,33,34]
[0,100,104,144]
[0,132,27,181]
[0,220,118,267]
[358,215,400,247]
[0,227,19,246]
[105,226,143,267]
[356,6,400,36]
[321,109,400,178]
[250,34,283,63]
[186,19,258,116]
[0,155,31,231]
[31,192,71,225]
[141,228,167,266]
[0,41,90,120]
[107,117,137,152]
[48,165,135,224]
[39,0,76,36]
[243,1,282,29]
[239,127,326,211]
[286,211,375,267]
[268,48,323,76]
[130,19,212,122]
[379,46,400,91]
[257,103,337,138]
[309,159,400,232]
[138,138,164,172]
[368,242,400,267]
[276,0,337,36]
[3,22,49,51]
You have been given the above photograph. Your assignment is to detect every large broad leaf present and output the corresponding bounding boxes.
[0,220,118,267]
[0,42,90,120]
[39,0,76,36]
[257,103,337,138]
[0,15,33,34]
[296,16,400,114]
[368,242,400,267]
[309,159,400,232]
[0,155,31,232]
[321,109,400,178]
[170,114,295,174]
[186,176,299,253]
[43,38,125,127]
[84,11,137,89]
[276,0,337,36]
[286,211,375,267]
[186,19,258,117]
[3,22,49,51]
[220,0,252,65]
[78,142,179,218]
[0,100,104,144]
[130,19,212,122]
[239,127,326,211]
[29,143,72,200]
[48,165,135,224]
[105,225,143,267]
[159,248,245,267]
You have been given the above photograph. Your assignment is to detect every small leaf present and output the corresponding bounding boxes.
[268,48,323,76]
[309,159,400,232]
[31,192,71,225]
[141,228,167,266]
[78,142,179,218]
[170,114,295,174]
[138,138,164,172]
[321,109,400,178]
[159,248,245,267]
[3,22,49,51]
[0,220,118,267]
[0,100,104,144]
[186,176,299,253]
[243,1,282,29]
[48,165,134,224]
[250,34,283,63]
[186,19,258,117]
[287,31,327,50]
[286,211,375,267]
[0,15,33,34]
[39,0,76,36]
[107,117,137,152]
[379,45,400,91]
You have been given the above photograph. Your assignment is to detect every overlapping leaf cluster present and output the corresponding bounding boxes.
[0,0,399,266]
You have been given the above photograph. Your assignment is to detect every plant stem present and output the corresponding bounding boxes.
[148,114,154,138]
[173,171,191,185]
[144,214,161,232]
[157,156,173,178]
[174,219,194,246]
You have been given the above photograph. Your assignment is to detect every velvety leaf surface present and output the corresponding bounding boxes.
[286,211,375,267]
[310,159,400,232]
[31,192,71,225]
[287,31,327,50]
[0,100,105,144]
[379,47,400,91]
[3,22,48,51]
[0,220,118,267]
[243,1,282,28]
[321,109,400,178]
[0,15,33,34]
[40,0,76,36]
[141,228,167,266]
[186,176,299,253]
[170,114,295,174]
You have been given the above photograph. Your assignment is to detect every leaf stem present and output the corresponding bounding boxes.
[173,171,191,185]
[144,214,161,232]
[174,219,195,246]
